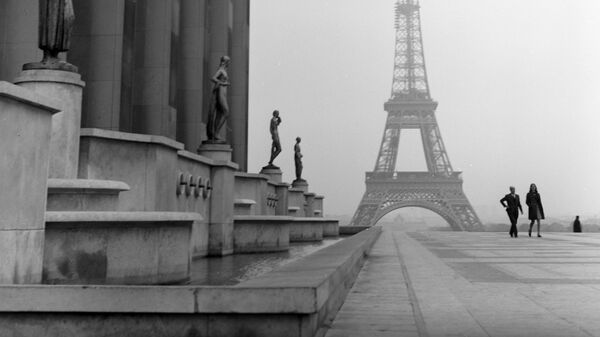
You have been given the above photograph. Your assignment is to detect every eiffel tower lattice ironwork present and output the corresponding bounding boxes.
[350,0,482,231]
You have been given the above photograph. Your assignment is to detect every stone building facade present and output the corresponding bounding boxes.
[0,0,250,171]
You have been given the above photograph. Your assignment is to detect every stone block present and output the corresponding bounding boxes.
[43,212,200,285]
[290,218,324,242]
[0,230,44,284]
[191,221,209,259]
[15,70,85,179]
[288,188,307,217]
[0,81,59,284]
[46,178,130,212]
[322,219,340,237]
[233,216,292,253]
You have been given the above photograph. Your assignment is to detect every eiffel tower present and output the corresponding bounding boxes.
[350,0,482,231]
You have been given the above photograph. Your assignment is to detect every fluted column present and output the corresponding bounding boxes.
[70,0,126,131]
[177,0,208,151]
[229,0,250,171]
[132,0,175,138]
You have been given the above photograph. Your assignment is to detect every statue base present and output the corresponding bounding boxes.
[260,165,282,183]
[14,69,85,179]
[292,179,308,192]
[23,61,78,73]
[197,142,232,162]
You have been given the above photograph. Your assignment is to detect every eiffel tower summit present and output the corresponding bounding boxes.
[350,0,483,231]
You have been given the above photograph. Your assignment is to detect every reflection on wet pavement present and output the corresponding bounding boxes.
[189,237,346,285]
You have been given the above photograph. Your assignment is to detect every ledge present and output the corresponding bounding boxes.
[45,211,203,223]
[234,172,270,180]
[234,215,293,223]
[0,81,61,113]
[177,150,215,166]
[80,128,184,151]
[47,179,130,193]
[0,227,381,314]
[291,217,337,223]
[268,181,290,188]
[234,199,256,206]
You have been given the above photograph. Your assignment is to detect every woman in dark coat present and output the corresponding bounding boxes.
[573,216,582,233]
[526,183,544,237]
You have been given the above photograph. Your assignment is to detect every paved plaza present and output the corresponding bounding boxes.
[326,227,600,337]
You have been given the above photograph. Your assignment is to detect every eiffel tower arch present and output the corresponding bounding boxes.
[350,0,483,231]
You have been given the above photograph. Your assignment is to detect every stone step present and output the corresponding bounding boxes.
[47,178,129,212]
[291,217,340,241]
[43,211,203,285]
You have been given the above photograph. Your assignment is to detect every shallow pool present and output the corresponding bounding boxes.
[188,237,346,285]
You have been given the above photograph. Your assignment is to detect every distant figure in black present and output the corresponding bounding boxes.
[573,216,582,233]
[526,183,545,238]
[500,186,523,238]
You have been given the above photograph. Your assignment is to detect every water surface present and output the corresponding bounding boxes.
[189,237,345,285]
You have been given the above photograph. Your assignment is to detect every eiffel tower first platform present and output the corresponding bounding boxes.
[350,0,483,231]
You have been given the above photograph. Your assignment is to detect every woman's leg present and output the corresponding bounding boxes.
[529,220,534,237]
[537,219,541,237]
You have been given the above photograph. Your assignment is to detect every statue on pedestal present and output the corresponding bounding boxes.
[23,0,78,72]
[294,137,304,181]
[205,56,231,143]
[267,110,282,167]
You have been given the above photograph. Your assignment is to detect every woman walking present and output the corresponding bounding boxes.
[526,183,545,237]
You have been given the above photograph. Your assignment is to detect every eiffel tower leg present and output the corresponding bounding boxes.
[349,192,381,227]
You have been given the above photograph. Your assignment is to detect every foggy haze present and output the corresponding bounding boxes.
[248,0,600,223]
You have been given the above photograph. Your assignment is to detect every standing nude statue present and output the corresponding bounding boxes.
[294,137,304,181]
[24,0,77,72]
[206,56,231,143]
[268,110,282,166]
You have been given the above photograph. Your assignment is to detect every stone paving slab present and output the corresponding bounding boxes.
[325,228,600,337]
[324,231,423,337]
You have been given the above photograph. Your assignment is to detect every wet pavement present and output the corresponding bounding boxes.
[189,237,345,285]
[326,227,600,337]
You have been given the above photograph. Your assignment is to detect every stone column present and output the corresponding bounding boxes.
[0,0,40,82]
[70,0,126,131]
[177,0,207,152]
[132,0,176,138]
[208,161,238,256]
[229,0,250,171]
[0,82,60,284]
[15,70,86,179]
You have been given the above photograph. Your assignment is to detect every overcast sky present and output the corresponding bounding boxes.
[247,0,600,222]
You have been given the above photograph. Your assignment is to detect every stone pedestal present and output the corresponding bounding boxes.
[273,182,290,216]
[198,143,233,162]
[208,161,238,256]
[304,193,317,218]
[0,82,60,284]
[260,165,282,183]
[15,70,85,179]
[292,179,309,193]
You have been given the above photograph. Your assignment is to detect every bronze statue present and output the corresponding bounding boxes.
[206,56,231,143]
[268,110,282,167]
[294,137,304,181]
[24,0,77,72]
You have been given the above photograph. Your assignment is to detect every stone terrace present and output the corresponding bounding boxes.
[325,227,600,337]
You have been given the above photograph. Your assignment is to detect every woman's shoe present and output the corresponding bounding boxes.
[528,230,532,237]
[537,234,542,238]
